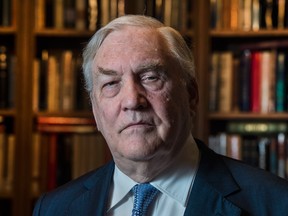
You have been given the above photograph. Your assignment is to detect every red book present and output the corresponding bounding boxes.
[250,52,261,112]
[47,134,58,190]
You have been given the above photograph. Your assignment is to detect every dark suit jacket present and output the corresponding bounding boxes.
[33,140,288,216]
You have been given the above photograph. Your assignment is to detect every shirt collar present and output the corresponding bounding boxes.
[151,134,199,206]
[108,134,200,209]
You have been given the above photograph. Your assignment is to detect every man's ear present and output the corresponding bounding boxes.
[187,78,199,117]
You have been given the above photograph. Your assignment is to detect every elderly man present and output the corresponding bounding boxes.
[33,15,288,216]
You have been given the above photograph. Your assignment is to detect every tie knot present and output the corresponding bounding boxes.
[132,183,159,216]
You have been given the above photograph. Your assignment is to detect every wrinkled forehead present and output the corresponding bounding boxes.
[95,26,168,58]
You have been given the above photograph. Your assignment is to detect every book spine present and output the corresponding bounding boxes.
[277,133,286,178]
[250,52,261,112]
[0,46,8,108]
[209,52,220,111]
[47,134,57,190]
[218,52,233,112]
[275,52,286,112]
[239,50,251,111]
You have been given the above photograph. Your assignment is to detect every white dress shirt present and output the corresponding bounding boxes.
[106,134,200,216]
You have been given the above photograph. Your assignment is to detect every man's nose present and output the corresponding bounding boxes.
[121,80,148,111]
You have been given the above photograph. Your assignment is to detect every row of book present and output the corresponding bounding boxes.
[33,50,90,112]
[0,0,11,27]
[211,0,288,30]
[209,49,288,113]
[31,130,109,193]
[0,124,15,194]
[34,0,193,31]
[0,46,15,109]
[209,131,288,179]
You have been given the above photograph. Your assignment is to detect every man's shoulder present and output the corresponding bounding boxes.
[33,161,114,215]
[48,161,114,197]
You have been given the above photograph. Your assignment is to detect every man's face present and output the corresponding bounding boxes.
[91,26,194,163]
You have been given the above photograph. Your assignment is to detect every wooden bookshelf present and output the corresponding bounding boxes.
[208,0,288,180]
[3,0,288,215]
[0,1,204,216]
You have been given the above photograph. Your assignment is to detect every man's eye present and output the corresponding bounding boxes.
[141,73,165,91]
[101,81,120,97]
[103,81,118,88]
[142,74,159,82]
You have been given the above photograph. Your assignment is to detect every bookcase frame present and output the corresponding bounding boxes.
[0,1,207,215]
[2,0,288,215]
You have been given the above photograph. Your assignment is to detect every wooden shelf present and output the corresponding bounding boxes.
[36,111,93,118]
[0,109,16,117]
[210,29,288,37]
[34,29,94,37]
[0,27,17,34]
[0,188,13,198]
[36,116,95,125]
[209,112,288,120]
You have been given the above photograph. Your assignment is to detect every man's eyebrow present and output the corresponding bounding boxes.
[96,66,118,76]
[136,62,166,72]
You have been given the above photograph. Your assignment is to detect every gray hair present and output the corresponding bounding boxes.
[82,15,195,93]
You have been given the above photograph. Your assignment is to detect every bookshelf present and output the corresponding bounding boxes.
[2,0,288,215]
[0,1,204,216]
[208,0,288,180]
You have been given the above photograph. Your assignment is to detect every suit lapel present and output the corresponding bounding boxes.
[66,162,115,216]
[184,140,242,216]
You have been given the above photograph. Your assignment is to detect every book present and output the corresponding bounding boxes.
[39,50,49,110]
[54,0,64,29]
[60,50,76,111]
[0,125,5,191]
[64,0,76,28]
[45,0,54,27]
[275,52,286,112]
[227,122,288,134]
[269,137,278,175]
[218,52,233,112]
[4,134,15,192]
[227,134,242,160]
[0,46,8,108]
[100,0,110,26]
[109,0,118,21]
[7,55,16,108]
[31,133,41,194]
[57,135,72,186]
[252,0,260,30]
[260,50,276,113]
[230,0,240,29]
[242,139,259,167]
[47,134,57,190]
[75,0,87,30]
[88,0,98,31]
[277,133,286,178]
[209,52,220,111]
[258,137,270,170]
[1,0,11,26]
[163,0,172,26]
[47,55,60,111]
[250,52,261,112]
[35,0,46,29]
[238,50,251,111]
[117,0,125,16]
[155,0,164,22]
[243,0,252,30]
[222,0,231,29]
[33,59,40,112]
[278,0,286,28]
[231,58,240,111]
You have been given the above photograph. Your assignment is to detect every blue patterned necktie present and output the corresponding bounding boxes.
[131,183,159,216]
